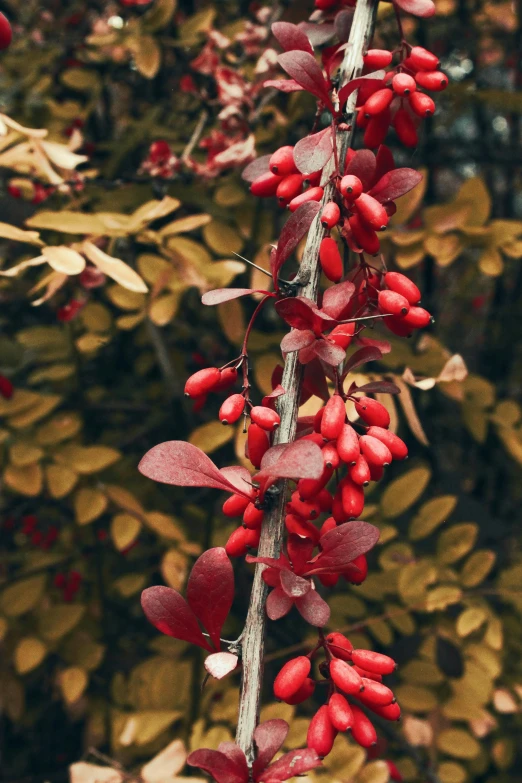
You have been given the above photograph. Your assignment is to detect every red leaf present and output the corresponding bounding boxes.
[369,168,423,203]
[139,441,250,498]
[266,587,293,620]
[259,749,321,783]
[257,440,324,481]
[280,329,316,354]
[246,554,291,571]
[263,79,305,93]
[394,0,436,16]
[187,548,234,650]
[313,340,346,367]
[374,145,395,182]
[356,334,392,354]
[262,384,286,410]
[345,149,377,191]
[275,298,316,331]
[357,381,401,394]
[343,346,383,374]
[141,586,212,650]
[305,521,380,574]
[220,466,255,497]
[187,749,248,783]
[217,743,249,782]
[303,358,329,401]
[293,128,334,175]
[202,288,268,305]
[298,22,335,47]
[338,76,385,109]
[205,652,239,680]
[272,22,314,55]
[273,203,321,284]
[253,720,289,780]
[280,569,311,598]
[321,281,356,319]
[277,51,333,108]
[295,589,330,626]
[287,534,316,575]
[242,155,271,183]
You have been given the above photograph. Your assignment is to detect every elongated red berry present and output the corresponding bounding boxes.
[0,13,12,50]
[243,503,264,529]
[378,289,410,316]
[363,49,393,69]
[332,489,349,524]
[307,705,337,757]
[244,527,261,549]
[394,108,418,147]
[250,406,280,431]
[290,491,320,519]
[321,202,341,229]
[329,322,356,349]
[359,679,395,706]
[318,572,339,587]
[274,656,311,701]
[289,187,324,212]
[384,271,421,304]
[392,73,416,95]
[215,367,238,390]
[351,705,377,747]
[363,109,391,149]
[386,760,404,782]
[330,658,364,695]
[321,395,346,440]
[247,423,270,468]
[269,145,297,176]
[222,493,250,518]
[328,693,353,731]
[353,666,382,682]
[354,397,391,428]
[340,175,363,200]
[225,526,249,557]
[368,701,401,721]
[351,649,396,675]
[402,306,432,328]
[250,171,283,198]
[316,489,333,512]
[408,91,436,117]
[349,214,381,254]
[359,434,392,467]
[319,237,343,283]
[219,394,245,425]
[363,88,393,116]
[298,466,333,500]
[349,454,371,486]
[313,406,325,433]
[285,677,316,705]
[277,173,304,204]
[414,70,448,91]
[326,632,353,661]
[341,478,365,519]
[343,553,368,584]
[355,193,389,231]
[336,423,360,464]
[410,46,440,71]
[322,442,340,470]
[185,367,221,398]
[366,426,408,460]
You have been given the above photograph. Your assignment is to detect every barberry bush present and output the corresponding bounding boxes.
[1,2,522,783]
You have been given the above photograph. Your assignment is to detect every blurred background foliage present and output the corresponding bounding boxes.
[0,1,522,783]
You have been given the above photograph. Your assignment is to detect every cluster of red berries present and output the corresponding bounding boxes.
[57,299,84,323]
[357,47,447,148]
[141,140,180,178]
[250,146,324,211]
[19,514,59,550]
[54,570,82,602]
[185,365,241,413]
[8,182,54,205]
[275,636,398,755]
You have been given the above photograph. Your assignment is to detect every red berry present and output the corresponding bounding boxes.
[358,679,395,706]
[276,173,304,204]
[336,423,359,464]
[341,477,365,519]
[313,407,325,433]
[401,306,432,328]
[288,187,324,212]
[326,632,353,661]
[414,70,448,91]
[222,493,250,518]
[0,375,14,400]
[392,73,417,95]
[149,140,171,164]
[363,49,393,69]
[244,527,261,549]
[328,693,353,731]
[351,649,396,675]
[354,194,389,232]
[349,214,380,255]
[80,266,106,289]
[378,289,410,316]
[184,367,221,398]
[330,658,363,695]
[351,705,377,747]
[384,272,421,304]
[322,442,340,470]
[225,526,249,557]
[316,489,333,512]
[250,171,283,197]
[394,108,418,147]
[243,503,265,529]
[321,395,346,440]
[343,553,368,584]
[367,701,401,720]
[250,406,281,431]
[363,109,391,149]
[307,705,337,757]
[386,760,404,782]
[247,423,270,468]
[340,175,363,199]
[319,237,343,283]
[409,46,440,71]
[284,677,316,704]
[269,146,297,176]
[0,13,12,50]
[215,367,238,391]
[359,434,392,467]
[321,202,341,229]
[329,322,356,349]
[274,656,311,701]
[352,665,382,682]
[363,88,393,116]
[354,397,391,428]
[408,91,436,117]
[219,394,245,425]
[349,453,371,486]
[289,491,320,519]
[298,466,333,500]
[366,426,408,460]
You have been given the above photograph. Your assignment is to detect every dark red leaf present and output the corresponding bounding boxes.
[187,749,248,783]
[394,0,436,17]
[374,145,395,183]
[313,340,346,367]
[246,554,291,571]
[356,334,392,354]
[275,297,316,331]
[357,381,401,394]
[338,76,385,110]
[343,346,383,374]
[257,440,324,481]
[273,203,321,283]
[253,720,289,780]
[220,466,255,497]
[186,548,234,650]
[287,534,316,575]
[217,743,249,781]
[321,280,356,319]
[139,441,250,498]
[303,358,329,401]
[295,589,330,626]
[369,168,423,203]
[205,652,239,679]
[334,8,354,42]
[305,521,381,574]
[280,329,316,354]
[272,22,314,55]
[266,586,293,620]
[263,78,305,93]
[262,384,285,410]
[141,586,212,650]
[280,569,311,598]
[259,748,321,783]
[202,288,267,305]
[345,149,377,191]
[293,127,333,175]
[277,51,333,108]
[298,22,335,47]
[242,155,271,183]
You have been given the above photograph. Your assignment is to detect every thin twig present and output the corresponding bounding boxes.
[181,109,209,163]
[146,319,180,398]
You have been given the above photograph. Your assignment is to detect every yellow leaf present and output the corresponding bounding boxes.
[74,487,108,525]
[80,302,112,333]
[113,574,147,598]
[214,184,245,207]
[1,575,46,617]
[460,550,496,587]
[145,512,185,541]
[496,425,522,465]
[161,549,189,590]
[402,715,433,746]
[159,214,211,236]
[61,69,101,92]
[130,197,181,229]
[0,389,40,417]
[0,617,7,641]
[394,244,426,269]
[27,210,107,234]
[117,312,145,330]
[394,684,437,712]
[40,604,85,641]
[424,233,462,266]
[4,462,43,496]
[321,735,366,781]
[143,0,177,31]
[424,202,471,233]
[493,687,518,713]
[409,495,457,540]
[401,660,443,685]
[28,364,75,383]
[9,395,62,429]
[149,293,181,326]
[54,444,121,474]
[0,221,43,245]
[437,523,478,564]
[455,176,491,227]
[381,467,431,518]
[59,666,88,704]
[189,421,234,454]
[425,585,462,612]
[437,762,467,783]
[456,606,487,636]
[70,764,123,783]
[179,7,217,40]
[105,484,145,515]
[479,245,503,276]
[398,561,437,605]
[107,285,146,311]
[354,760,390,783]
[391,170,427,225]
[9,441,43,467]
[203,221,244,256]
[36,413,82,446]
[111,513,141,551]
[130,35,161,79]
[437,729,480,759]
[76,334,109,355]
[83,242,148,293]
[217,298,246,346]
[42,245,85,274]
[14,637,47,674]
[46,464,78,499]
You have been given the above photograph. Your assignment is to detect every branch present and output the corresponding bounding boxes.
[235,0,379,762]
